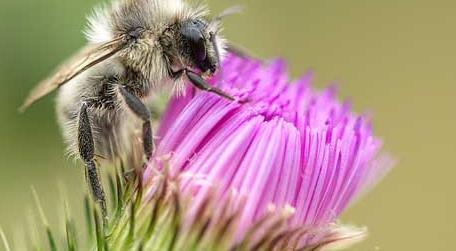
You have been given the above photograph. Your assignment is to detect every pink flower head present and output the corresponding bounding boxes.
[148,53,392,246]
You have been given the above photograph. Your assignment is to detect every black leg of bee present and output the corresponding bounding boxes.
[185,70,235,101]
[119,87,154,161]
[142,120,153,160]
[78,103,107,218]
[169,67,237,101]
[210,32,220,66]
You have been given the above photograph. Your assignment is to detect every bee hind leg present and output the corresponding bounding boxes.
[119,87,154,162]
[78,102,107,219]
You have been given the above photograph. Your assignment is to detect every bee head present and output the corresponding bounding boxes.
[180,19,221,75]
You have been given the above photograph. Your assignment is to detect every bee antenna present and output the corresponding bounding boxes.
[212,5,244,23]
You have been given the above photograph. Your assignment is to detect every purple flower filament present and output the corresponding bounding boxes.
[152,53,386,236]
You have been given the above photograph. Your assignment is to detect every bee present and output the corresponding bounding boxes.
[20,0,242,216]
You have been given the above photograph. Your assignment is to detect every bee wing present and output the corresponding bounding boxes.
[19,38,125,112]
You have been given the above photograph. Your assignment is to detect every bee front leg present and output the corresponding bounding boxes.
[171,68,236,101]
[185,70,236,101]
[78,103,107,218]
[119,87,154,161]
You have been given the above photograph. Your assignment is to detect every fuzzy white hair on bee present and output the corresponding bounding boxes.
[20,0,242,217]
[86,0,204,43]
[83,0,232,92]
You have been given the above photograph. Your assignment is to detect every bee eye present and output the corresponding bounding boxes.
[181,22,207,62]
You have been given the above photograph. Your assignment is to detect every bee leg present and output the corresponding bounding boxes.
[78,103,107,218]
[185,70,236,101]
[209,32,221,67]
[119,87,154,161]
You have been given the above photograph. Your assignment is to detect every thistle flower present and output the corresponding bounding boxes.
[146,53,393,249]
[9,54,392,251]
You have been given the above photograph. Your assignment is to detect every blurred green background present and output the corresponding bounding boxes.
[0,0,455,250]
